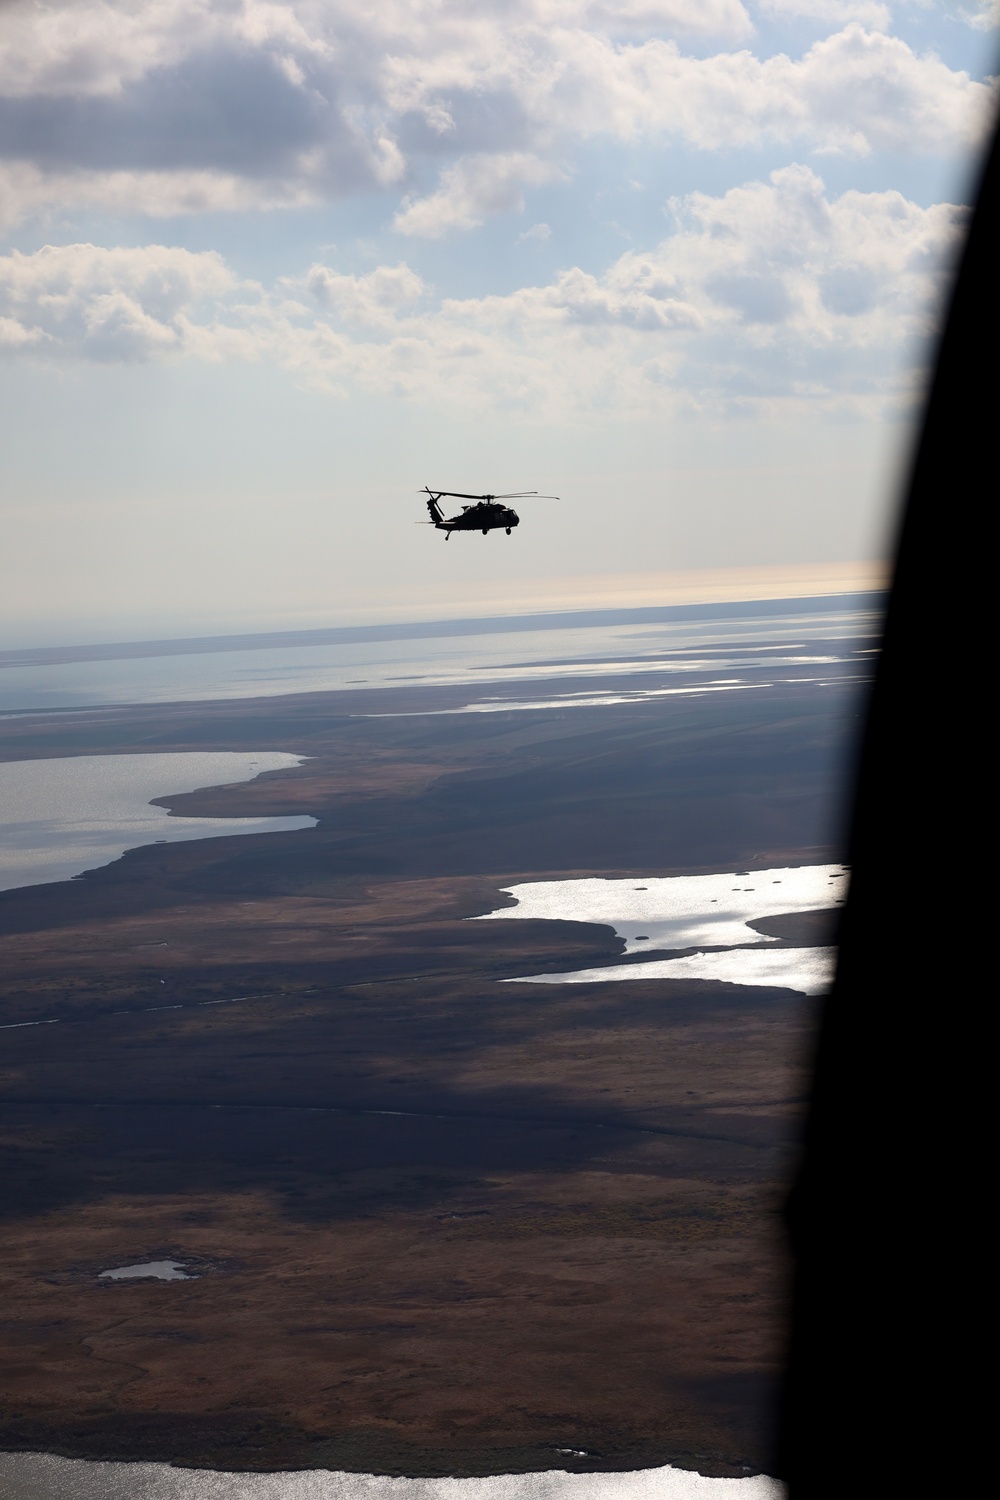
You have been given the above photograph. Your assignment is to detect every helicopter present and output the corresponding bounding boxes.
[419,488,559,539]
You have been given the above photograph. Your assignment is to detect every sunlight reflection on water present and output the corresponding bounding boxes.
[0,606,877,713]
[0,1453,784,1499]
[479,866,846,993]
[479,866,847,954]
[506,946,837,996]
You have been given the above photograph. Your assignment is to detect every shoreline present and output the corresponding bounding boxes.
[0,1452,785,1499]
[0,1434,774,1482]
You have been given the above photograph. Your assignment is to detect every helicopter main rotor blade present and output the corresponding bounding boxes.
[417,486,562,500]
[421,489,494,501]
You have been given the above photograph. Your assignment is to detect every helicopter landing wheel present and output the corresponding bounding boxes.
[482,528,488,535]
[505,527,511,535]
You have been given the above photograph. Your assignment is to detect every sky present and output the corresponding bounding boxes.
[0,0,996,644]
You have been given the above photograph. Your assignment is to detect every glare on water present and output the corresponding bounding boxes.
[478,866,847,994]
[0,1452,785,1499]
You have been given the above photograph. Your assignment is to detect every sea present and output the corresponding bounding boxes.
[0,595,882,715]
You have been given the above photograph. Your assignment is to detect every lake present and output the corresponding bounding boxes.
[0,752,315,892]
[480,866,845,995]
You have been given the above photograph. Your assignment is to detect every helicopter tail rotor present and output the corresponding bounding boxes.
[422,489,446,526]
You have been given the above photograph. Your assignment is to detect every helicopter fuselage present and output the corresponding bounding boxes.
[426,496,520,537]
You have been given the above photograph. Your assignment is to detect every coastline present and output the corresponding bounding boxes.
[0,1452,785,1498]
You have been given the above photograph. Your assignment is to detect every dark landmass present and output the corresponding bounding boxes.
[0,662,863,1477]
[747,910,841,946]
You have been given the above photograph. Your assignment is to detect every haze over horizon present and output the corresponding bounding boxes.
[1,1,996,644]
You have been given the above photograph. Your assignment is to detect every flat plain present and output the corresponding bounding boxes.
[0,652,865,1478]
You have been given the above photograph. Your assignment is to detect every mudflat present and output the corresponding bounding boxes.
[0,669,858,1477]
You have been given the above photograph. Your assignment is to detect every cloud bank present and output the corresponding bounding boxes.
[1,167,963,414]
[0,0,993,227]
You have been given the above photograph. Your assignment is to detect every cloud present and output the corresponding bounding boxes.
[518,222,553,243]
[0,313,46,349]
[302,261,427,324]
[778,24,993,155]
[0,0,216,99]
[0,0,752,106]
[962,0,1000,28]
[1,170,965,412]
[530,23,993,154]
[0,1,992,227]
[0,242,234,360]
[393,154,563,236]
[0,161,324,225]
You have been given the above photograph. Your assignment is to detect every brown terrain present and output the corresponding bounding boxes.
[0,666,858,1477]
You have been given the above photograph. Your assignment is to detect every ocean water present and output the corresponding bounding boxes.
[0,598,879,714]
[0,1454,784,1499]
[0,751,315,892]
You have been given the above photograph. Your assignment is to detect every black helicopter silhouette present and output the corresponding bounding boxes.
[419,488,559,539]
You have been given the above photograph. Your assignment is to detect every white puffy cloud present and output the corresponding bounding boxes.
[1,170,964,410]
[0,0,209,99]
[0,161,323,226]
[0,242,234,359]
[963,0,1000,29]
[517,23,992,156]
[0,313,46,349]
[0,0,992,229]
[302,261,427,324]
[659,163,960,342]
[0,0,751,104]
[393,154,564,236]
